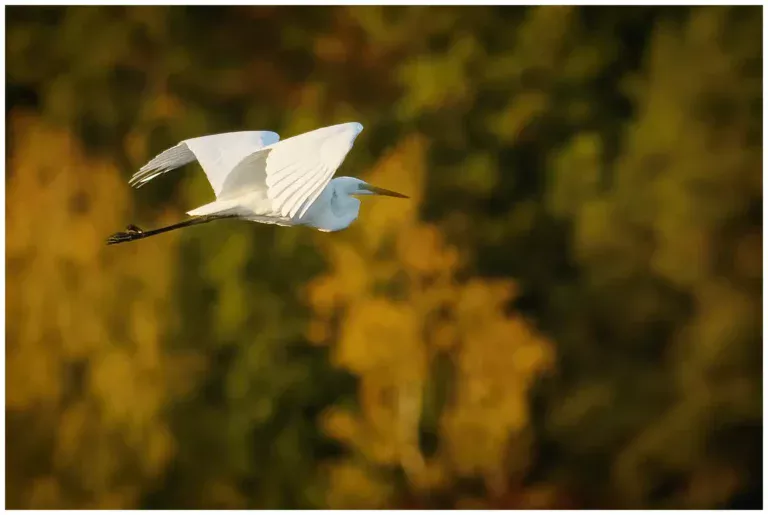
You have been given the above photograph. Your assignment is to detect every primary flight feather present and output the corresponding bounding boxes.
[108,122,407,245]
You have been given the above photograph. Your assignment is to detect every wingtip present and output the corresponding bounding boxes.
[128,168,161,188]
[336,121,363,134]
[127,176,143,189]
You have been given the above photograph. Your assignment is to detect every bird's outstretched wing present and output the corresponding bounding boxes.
[218,122,363,219]
[129,131,281,196]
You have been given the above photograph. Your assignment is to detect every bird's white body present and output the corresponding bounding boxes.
[128,122,405,233]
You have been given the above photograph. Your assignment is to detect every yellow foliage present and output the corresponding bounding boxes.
[6,113,200,508]
[307,135,554,504]
[323,461,395,509]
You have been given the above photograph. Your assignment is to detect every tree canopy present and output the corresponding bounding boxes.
[6,5,762,509]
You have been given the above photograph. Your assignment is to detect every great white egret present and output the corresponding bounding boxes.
[107,122,407,245]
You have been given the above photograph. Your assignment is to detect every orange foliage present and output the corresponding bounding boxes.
[306,135,555,507]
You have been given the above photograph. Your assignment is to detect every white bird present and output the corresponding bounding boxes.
[107,122,407,245]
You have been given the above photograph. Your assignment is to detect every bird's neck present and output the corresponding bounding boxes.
[304,183,360,232]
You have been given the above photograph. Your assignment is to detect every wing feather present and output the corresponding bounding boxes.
[295,169,334,218]
[218,122,364,219]
[129,143,197,188]
[269,163,307,198]
[283,160,332,219]
[275,163,327,217]
[129,130,280,196]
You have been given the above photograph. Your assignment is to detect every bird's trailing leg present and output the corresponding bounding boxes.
[106,215,237,245]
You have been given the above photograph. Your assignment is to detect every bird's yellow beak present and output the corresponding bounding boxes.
[359,184,409,198]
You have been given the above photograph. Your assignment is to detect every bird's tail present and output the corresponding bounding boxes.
[106,215,235,245]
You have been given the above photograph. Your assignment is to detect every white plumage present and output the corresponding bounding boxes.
[108,122,407,245]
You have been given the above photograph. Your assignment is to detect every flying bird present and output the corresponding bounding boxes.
[107,122,407,245]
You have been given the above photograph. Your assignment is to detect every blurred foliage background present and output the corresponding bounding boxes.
[5,5,762,509]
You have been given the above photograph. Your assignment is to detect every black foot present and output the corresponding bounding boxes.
[107,232,134,245]
[107,224,145,245]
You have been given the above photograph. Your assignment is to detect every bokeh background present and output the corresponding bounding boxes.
[5,5,762,509]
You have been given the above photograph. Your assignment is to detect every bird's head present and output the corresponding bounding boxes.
[335,176,409,199]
